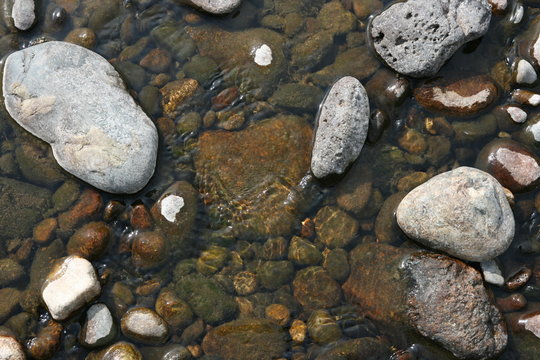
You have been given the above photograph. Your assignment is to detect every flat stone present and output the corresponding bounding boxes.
[177,0,242,14]
[396,167,515,262]
[80,303,116,348]
[11,0,35,30]
[311,76,369,178]
[414,76,498,116]
[121,308,169,345]
[3,41,158,194]
[369,0,491,77]
[41,255,101,321]
[343,243,508,359]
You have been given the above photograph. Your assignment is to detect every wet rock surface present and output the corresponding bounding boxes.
[2,41,158,193]
[121,307,169,345]
[311,76,369,178]
[369,0,492,77]
[177,0,243,14]
[343,243,507,359]
[80,303,116,348]
[202,318,287,360]
[396,167,515,262]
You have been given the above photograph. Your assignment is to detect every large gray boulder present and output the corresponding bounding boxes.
[369,0,492,77]
[3,41,158,193]
[396,167,515,262]
[177,0,242,14]
[311,76,369,179]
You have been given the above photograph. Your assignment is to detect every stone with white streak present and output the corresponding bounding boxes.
[369,0,491,77]
[121,308,169,345]
[2,41,158,194]
[41,255,101,321]
[177,0,242,14]
[396,167,515,262]
[311,76,369,178]
[11,0,35,30]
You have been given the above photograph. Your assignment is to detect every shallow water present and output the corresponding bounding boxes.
[1,0,540,359]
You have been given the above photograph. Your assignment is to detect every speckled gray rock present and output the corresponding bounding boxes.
[2,41,158,194]
[80,303,116,348]
[369,0,491,77]
[178,0,242,14]
[121,308,169,345]
[396,167,515,262]
[311,76,369,178]
[11,0,35,30]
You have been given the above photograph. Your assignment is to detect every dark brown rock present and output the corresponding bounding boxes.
[314,206,358,249]
[155,288,193,331]
[131,231,168,269]
[335,163,373,215]
[202,318,287,360]
[475,138,540,193]
[130,204,153,230]
[293,266,342,311]
[505,267,533,291]
[342,243,507,360]
[26,320,62,360]
[33,218,57,245]
[139,48,171,73]
[212,87,240,110]
[414,76,498,116]
[58,189,102,233]
[67,222,111,260]
[194,115,313,240]
[496,293,527,312]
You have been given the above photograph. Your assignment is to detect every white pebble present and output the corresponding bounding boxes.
[516,59,537,85]
[507,106,527,123]
[253,44,273,66]
[480,260,505,286]
[160,195,184,222]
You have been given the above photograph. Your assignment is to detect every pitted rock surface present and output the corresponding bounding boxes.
[2,41,158,194]
[369,0,492,77]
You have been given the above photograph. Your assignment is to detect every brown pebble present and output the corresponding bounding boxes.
[64,27,97,49]
[424,116,455,136]
[14,240,33,263]
[58,189,102,232]
[265,304,290,326]
[140,48,171,73]
[233,271,258,296]
[67,222,111,260]
[512,89,540,106]
[506,267,533,291]
[130,204,153,230]
[212,87,240,111]
[187,344,203,357]
[103,200,125,222]
[132,231,168,269]
[155,289,193,330]
[26,320,63,360]
[398,129,427,154]
[290,319,307,343]
[135,279,161,296]
[33,218,57,245]
[496,293,527,312]
[160,79,199,117]
[300,218,315,239]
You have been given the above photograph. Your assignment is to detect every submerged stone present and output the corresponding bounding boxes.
[176,0,242,14]
[194,115,314,240]
[3,41,158,194]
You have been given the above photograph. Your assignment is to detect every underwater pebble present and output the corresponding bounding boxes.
[369,0,491,77]
[505,105,528,123]
[80,303,116,348]
[41,255,101,320]
[121,308,169,345]
[311,76,369,178]
[481,260,505,286]
[2,41,158,194]
[512,89,540,106]
[515,59,538,85]
[178,0,243,14]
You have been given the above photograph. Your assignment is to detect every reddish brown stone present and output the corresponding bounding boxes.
[496,293,527,312]
[476,138,540,193]
[212,87,240,111]
[26,320,63,360]
[414,76,498,116]
[130,204,153,230]
[58,189,103,232]
[343,243,507,360]
[132,231,168,269]
[67,222,111,260]
[506,267,533,291]
[140,48,171,73]
[103,200,125,222]
[33,218,57,245]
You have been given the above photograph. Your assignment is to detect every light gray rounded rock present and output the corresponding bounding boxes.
[80,303,116,348]
[369,0,491,77]
[396,167,515,262]
[121,308,169,345]
[2,41,158,194]
[0,336,25,360]
[311,76,369,179]
[11,0,35,31]
[178,0,242,14]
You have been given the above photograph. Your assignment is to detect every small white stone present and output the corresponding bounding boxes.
[512,3,524,24]
[507,106,527,123]
[84,304,114,346]
[42,256,101,321]
[11,0,35,31]
[160,195,185,223]
[480,260,505,286]
[0,336,25,360]
[516,59,537,85]
[529,94,540,106]
[253,44,273,66]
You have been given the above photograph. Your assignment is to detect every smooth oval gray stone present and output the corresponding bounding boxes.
[311,76,369,179]
[3,41,158,194]
[11,0,35,30]
[178,0,243,14]
[369,0,491,77]
[396,167,515,262]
